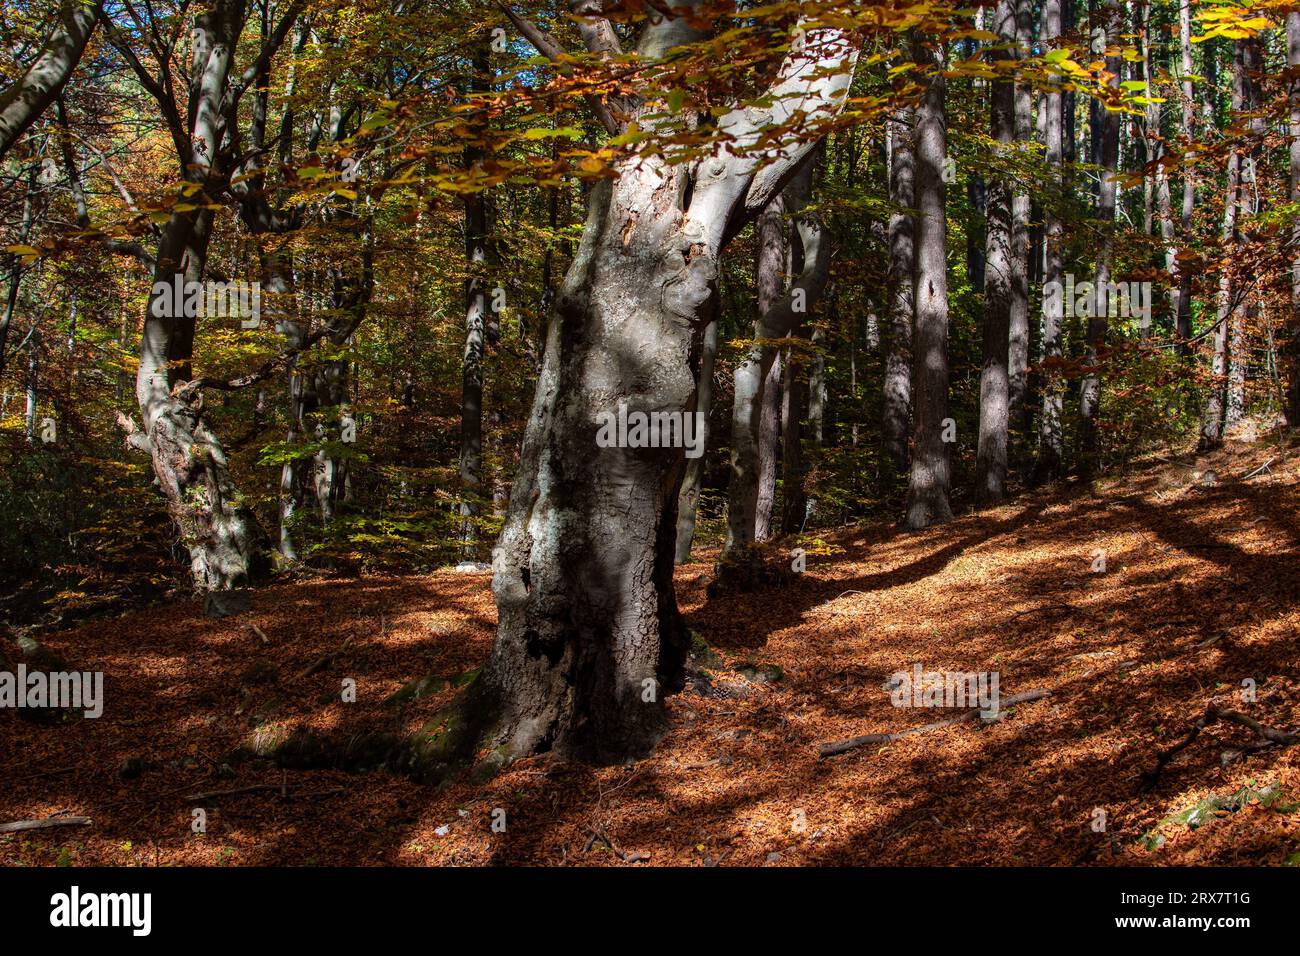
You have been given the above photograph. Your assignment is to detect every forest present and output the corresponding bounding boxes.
[0,0,1298,874]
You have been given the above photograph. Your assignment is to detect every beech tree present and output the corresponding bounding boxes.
[903,38,953,531]
[446,0,860,764]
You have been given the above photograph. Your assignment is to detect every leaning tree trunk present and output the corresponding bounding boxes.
[437,14,858,769]
[132,213,266,590]
[124,0,267,591]
[904,43,954,530]
[0,0,99,161]
[882,102,915,472]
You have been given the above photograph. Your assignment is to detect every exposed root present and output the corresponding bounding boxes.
[1140,704,1300,793]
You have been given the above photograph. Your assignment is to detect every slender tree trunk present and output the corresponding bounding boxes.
[780,338,807,534]
[975,0,1017,506]
[1035,0,1065,483]
[725,159,824,556]
[1226,38,1262,428]
[1007,0,1034,430]
[1175,0,1196,348]
[458,35,492,563]
[904,43,954,529]
[1286,13,1300,425]
[1201,38,1259,445]
[882,103,915,471]
[24,327,39,443]
[1079,0,1122,475]
[754,352,782,542]
[674,302,718,563]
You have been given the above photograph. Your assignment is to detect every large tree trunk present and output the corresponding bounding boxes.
[0,0,99,161]
[904,43,954,529]
[882,103,915,471]
[1035,0,1065,483]
[450,13,858,769]
[975,0,1018,507]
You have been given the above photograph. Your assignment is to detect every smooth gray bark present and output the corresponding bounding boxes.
[882,104,915,471]
[904,43,954,530]
[1035,0,1065,484]
[0,0,99,161]
[464,9,859,766]
[975,0,1017,506]
[1079,0,1121,474]
[674,303,718,563]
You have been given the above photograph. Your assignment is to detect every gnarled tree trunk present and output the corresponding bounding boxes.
[444,11,858,768]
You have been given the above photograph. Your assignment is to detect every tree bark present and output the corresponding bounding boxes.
[458,34,492,563]
[975,0,1018,507]
[130,0,267,591]
[0,0,99,161]
[1007,0,1034,430]
[455,12,858,768]
[724,158,825,557]
[1201,38,1258,446]
[1035,0,1065,484]
[1079,0,1121,475]
[882,103,915,471]
[904,42,954,529]
[1286,13,1300,425]
[674,301,718,563]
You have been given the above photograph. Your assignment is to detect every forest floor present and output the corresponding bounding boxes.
[3,435,1300,866]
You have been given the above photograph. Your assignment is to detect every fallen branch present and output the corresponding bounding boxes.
[818,688,1051,758]
[0,815,92,833]
[1140,704,1300,793]
[184,783,346,801]
[294,637,353,680]
[1240,458,1275,481]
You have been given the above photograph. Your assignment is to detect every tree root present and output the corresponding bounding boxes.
[238,674,507,788]
[1139,704,1300,793]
